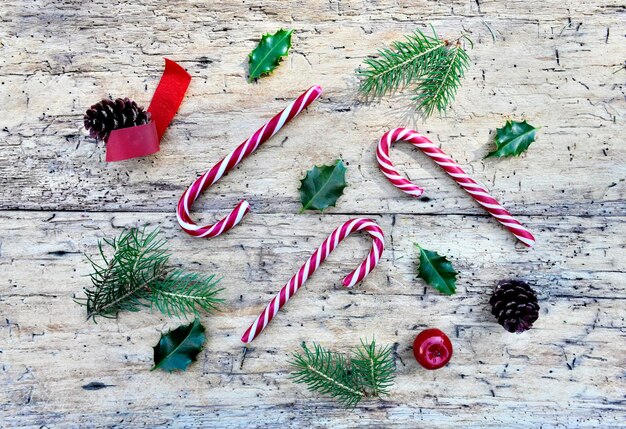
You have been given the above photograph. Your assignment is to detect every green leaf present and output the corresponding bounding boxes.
[415,244,457,295]
[248,29,293,82]
[151,319,206,372]
[485,120,539,158]
[299,159,347,212]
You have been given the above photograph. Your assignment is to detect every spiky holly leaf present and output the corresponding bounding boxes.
[485,120,539,158]
[151,319,205,372]
[248,29,293,82]
[415,244,457,295]
[299,159,347,212]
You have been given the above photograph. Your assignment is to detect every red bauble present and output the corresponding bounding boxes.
[413,328,453,370]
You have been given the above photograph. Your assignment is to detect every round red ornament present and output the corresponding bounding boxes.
[413,328,453,370]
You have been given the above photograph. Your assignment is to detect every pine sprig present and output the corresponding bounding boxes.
[289,339,396,407]
[351,339,395,397]
[82,228,165,319]
[357,27,471,117]
[78,227,223,322]
[414,41,470,117]
[357,29,446,97]
[290,343,364,408]
[151,272,222,318]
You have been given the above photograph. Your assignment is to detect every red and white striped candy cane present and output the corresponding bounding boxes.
[176,85,323,238]
[241,218,385,344]
[377,128,535,247]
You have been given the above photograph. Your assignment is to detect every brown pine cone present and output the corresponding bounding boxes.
[84,97,150,142]
[489,280,539,333]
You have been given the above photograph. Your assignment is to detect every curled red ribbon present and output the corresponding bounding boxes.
[106,59,191,162]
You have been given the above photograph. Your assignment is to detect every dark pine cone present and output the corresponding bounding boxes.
[84,97,150,142]
[489,280,539,333]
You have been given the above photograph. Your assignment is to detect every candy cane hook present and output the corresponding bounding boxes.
[177,85,323,238]
[377,128,535,247]
[241,218,385,344]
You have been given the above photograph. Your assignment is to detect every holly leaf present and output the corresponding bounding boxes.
[485,119,539,158]
[151,318,206,372]
[415,244,457,295]
[248,29,293,82]
[299,159,347,212]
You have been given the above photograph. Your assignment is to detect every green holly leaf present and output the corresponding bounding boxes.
[248,29,293,82]
[415,244,457,295]
[485,119,539,158]
[151,319,206,372]
[299,159,348,212]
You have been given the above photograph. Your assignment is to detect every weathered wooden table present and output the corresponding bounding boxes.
[1,1,624,427]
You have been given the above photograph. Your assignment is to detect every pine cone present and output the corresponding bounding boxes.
[489,280,539,333]
[84,97,150,142]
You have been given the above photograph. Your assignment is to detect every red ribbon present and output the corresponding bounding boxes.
[106,59,191,162]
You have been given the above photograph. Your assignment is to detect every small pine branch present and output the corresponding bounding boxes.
[82,228,166,321]
[413,41,470,117]
[78,227,221,322]
[289,340,396,407]
[290,343,364,408]
[357,30,446,98]
[151,271,223,318]
[351,338,395,397]
[357,27,471,117]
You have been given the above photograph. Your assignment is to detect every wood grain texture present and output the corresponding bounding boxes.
[0,0,625,427]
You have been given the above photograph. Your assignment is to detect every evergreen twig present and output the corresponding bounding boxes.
[413,40,470,117]
[357,27,471,117]
[289,339,396,407]
[351,338,395,397]
[151,271,222,318]
[77,227,223,322]
[290,343,364,407]
[357,27,446,97]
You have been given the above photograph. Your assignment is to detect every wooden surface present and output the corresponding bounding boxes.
[1,1,625,428]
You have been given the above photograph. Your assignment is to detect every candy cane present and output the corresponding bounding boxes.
[177,85,323,238]
[377,128,535,247]
[241,218,385,344]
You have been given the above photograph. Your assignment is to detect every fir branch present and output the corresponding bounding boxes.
[289,339,396,407]
[290,343,364,408]
[78,227,222,322]
[413,41,470,117]
[151,271,223,318]
[357,27,471,117]
[351,338,395,397]
[357,29,446,98]
[83,228,167,320]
